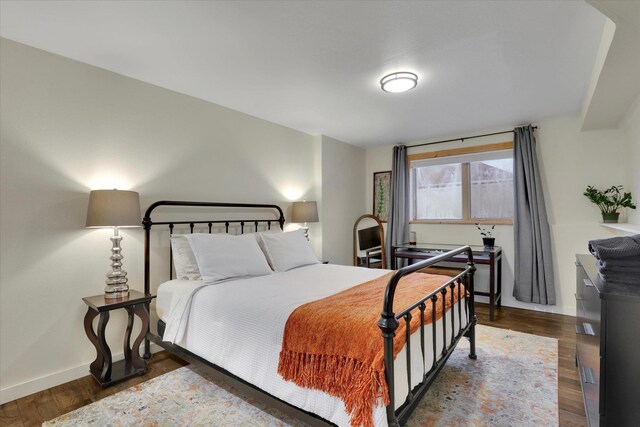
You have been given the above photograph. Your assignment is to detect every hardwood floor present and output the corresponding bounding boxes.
[1,303,585,427]
[0,352,188,427]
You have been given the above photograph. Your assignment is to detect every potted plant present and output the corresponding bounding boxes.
[583,185,636,223]
[475,223,495,248]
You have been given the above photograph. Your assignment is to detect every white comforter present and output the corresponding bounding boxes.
[160,263,466,427]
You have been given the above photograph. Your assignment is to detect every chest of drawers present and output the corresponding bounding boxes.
[575,254,640,426]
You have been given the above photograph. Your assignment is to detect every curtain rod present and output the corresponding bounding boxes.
[406,126,538,149]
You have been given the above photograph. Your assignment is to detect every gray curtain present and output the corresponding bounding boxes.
[385,144,410,268]
[513,125,555,304]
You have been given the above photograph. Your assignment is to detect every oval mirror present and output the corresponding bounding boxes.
[353,214,386,269]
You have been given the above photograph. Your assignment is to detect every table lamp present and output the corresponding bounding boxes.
[86,189,141,299]
[291,200,319,240]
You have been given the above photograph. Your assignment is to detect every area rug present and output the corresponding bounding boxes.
[44,325,557,426]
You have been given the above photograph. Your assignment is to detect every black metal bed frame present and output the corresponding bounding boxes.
[142,201,477,427]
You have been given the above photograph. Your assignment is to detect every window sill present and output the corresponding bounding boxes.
[410,219,513,225]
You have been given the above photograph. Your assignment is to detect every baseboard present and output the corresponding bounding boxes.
[0,343,163,405]
[475,296,575,317]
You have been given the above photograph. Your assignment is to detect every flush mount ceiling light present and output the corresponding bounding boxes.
[380,72,418,93]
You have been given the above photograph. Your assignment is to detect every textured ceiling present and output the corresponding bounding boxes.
[0,1,606,147]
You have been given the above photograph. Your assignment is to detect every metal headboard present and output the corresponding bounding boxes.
[142,200,285,297]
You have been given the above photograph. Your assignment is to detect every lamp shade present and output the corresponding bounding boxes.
[86,189,141,228]
[291,201,319,223]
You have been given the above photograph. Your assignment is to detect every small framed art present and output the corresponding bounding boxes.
[373,171,391,222]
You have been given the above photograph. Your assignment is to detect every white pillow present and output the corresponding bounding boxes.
[185,233,272,283]
[170,231,280,279]
[258,229,319,272]
[170,235,201,280]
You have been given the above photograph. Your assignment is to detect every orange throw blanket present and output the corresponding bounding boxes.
[277,272,464,427]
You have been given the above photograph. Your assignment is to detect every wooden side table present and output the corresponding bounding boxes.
[82,290,155,387]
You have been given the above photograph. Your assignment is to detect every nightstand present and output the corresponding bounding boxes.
[82,290,155,387]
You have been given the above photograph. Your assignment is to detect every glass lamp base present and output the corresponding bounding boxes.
[104,284,129,299]
[104,227,130,299]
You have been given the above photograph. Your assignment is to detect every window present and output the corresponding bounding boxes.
[414,163,463,219]
[409,143,513,223]
[469,158,513,219]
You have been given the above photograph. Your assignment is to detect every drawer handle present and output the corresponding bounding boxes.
[574,293,583,301]
[583,278,594,288]
[581,366,596,384]
[583,322,595,336]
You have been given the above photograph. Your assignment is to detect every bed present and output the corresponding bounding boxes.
[142,201,478,427]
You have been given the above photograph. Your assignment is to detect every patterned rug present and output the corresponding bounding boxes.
[44,325,557,426]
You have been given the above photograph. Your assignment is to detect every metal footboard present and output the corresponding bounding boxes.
[379,246,477,426]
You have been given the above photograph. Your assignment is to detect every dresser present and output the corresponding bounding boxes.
[575,254,640,427]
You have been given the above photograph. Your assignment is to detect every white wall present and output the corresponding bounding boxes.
[0,38,327,403]
[365,116,631,316]
[622,97,640,225]
[319,135,366,265]
[536,117,630,311]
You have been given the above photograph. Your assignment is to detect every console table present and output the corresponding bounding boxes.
[392,243,502,321]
